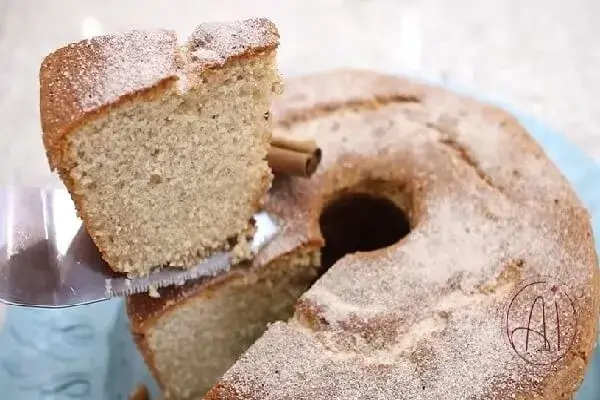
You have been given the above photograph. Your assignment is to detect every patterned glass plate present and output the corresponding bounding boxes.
[0,85,598,400]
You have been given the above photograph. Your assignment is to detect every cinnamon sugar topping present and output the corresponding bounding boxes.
[207,70,599,399]
[187,18,279,68]
[39,18,280,170]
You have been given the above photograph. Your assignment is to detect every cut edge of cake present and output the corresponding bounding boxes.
[39,18,282,275]
[127,247,322,399]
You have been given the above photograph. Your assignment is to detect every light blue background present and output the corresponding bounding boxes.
[0,100,598,399]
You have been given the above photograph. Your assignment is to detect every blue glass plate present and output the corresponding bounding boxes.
[0,92,598,400]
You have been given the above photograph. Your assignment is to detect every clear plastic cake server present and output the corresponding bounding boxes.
[0,185,279,308]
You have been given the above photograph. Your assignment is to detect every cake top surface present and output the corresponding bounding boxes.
[187,18,279,68]
[129,70,599,399]
[206,70,598,399]
[39,18,279,169]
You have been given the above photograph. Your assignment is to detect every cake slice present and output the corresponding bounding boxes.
[39,18,281,275]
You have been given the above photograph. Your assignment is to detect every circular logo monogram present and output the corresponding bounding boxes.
[505,279,577,365]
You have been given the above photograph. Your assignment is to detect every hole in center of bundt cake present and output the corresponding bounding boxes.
[319,193,410,271]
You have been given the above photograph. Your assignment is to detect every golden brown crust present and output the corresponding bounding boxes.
[185,18,279,72]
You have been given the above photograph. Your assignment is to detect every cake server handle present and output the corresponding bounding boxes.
[0,185,113,308]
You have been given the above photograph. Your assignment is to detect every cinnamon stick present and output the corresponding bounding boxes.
[267,137,322,178]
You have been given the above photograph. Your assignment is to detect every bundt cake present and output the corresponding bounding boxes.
[128,70,600,399]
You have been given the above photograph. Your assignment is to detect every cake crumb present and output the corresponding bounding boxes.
[231,235,253,264]
[148,285,161,298]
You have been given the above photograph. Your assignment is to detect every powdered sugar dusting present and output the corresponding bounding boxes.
[187,17,279,68]
[43,28,179,114]
[76,29,180,110]
[39,18,280,170]
[39,27,180,170]
[211,71,598,399]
